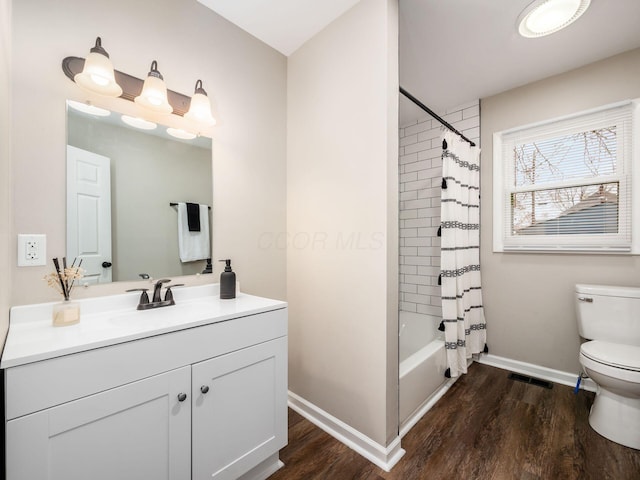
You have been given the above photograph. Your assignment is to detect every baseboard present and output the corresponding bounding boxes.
[287,391,406,472]
[477,353,597,392]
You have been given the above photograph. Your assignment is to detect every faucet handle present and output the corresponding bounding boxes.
[164,284,185,303]
[126,288,150,308]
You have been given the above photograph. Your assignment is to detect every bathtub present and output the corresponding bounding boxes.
[399,311,452,435]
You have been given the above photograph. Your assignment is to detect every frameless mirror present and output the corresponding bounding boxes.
[66,101,213,284]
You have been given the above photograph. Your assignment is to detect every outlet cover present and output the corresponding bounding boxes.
[17,234,47,266]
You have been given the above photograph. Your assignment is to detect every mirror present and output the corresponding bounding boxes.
[66,101,213,284]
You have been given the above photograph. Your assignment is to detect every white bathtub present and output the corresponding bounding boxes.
[399,311,450,433]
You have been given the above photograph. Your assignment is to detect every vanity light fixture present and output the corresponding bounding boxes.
[518,0,590,38]
[121,115,157,130]
[73,37,123,97]
[184,80,217,127]
[63,39,217,129]
[67,100,111,117]
[166,128,197,140]
[134,61,173,114]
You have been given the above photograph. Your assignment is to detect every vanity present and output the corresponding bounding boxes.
[1,284,288,480]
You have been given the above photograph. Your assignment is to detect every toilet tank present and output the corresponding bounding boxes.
[575,284,640,345]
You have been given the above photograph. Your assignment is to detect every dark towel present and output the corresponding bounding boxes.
[186,203,201,232]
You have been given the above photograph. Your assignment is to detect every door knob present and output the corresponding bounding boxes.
[102,261,112,268]
[177,393,187,402]
[200,385,210,394]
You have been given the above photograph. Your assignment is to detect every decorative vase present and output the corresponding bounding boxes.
[52,299,80,327]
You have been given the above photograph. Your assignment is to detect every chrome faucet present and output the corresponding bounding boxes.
[127,279,184,310]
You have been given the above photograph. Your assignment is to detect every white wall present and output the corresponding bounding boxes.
[287,0,399,446]
[10,0,287,305]
[0,0,11,346]
[399,101,480,317]
[481,48,640,374]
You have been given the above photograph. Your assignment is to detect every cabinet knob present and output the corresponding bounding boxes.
[177,393,187,402]
[200,385,210,394]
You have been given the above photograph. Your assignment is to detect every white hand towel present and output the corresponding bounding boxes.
[177,203,210,262]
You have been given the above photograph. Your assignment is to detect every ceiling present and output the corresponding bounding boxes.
[197,0,360,56]
[199,0,640,126]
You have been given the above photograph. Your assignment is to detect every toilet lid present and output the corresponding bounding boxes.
[581,341,640,372]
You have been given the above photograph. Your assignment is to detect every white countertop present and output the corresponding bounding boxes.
[1,284,287,369]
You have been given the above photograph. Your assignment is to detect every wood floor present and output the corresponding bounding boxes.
[270,363,640,480]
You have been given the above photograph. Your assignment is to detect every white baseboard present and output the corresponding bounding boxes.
[287,391,405,472]
[477,353,597,392]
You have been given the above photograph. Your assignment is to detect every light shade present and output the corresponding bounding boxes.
[518,0,590,38]
[185,80,216,127]
[134,61,173,114]
[73,37,123,97]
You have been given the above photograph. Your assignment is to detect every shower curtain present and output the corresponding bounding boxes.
[440,131,486,377]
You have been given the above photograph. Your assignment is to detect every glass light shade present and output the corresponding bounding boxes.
[167,128,197,140]
[121,115,157,130]
[67,100,111,117]
[74,38,123,97]
[134,61,173,114]
[185,80,216,127]
[518,0,590,38]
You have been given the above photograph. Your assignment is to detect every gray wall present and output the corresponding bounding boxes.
[10,0,287,305]
[287,0,399,447]
[480,47,640,374]
[0,0,11,346]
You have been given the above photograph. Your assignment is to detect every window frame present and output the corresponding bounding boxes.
[493,99,640,254]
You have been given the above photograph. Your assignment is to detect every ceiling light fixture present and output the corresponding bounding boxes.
[134,61,173,114]
[73,37,123,97]
[518,0,590,38]
[184,80,217,127]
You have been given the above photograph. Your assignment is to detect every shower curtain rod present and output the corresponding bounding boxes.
[399,86,476,147]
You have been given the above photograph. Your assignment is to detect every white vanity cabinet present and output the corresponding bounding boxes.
[3,293,288,480]
[192,337,287,480]
[7,367,192,480]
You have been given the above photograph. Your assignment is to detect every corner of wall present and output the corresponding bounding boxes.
[385,0,400,446]
[0,0,12,348]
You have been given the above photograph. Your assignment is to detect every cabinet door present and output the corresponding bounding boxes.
[6,366,191,480]
[192,336,287,480]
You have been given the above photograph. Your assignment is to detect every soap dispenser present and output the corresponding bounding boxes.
[219,259,236,299]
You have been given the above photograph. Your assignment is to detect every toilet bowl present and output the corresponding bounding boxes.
[575,284,640,450]
[579,341,640,449]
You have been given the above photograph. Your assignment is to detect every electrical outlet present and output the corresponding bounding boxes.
[17,234,47,266]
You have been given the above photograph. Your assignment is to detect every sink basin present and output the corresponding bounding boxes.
[108,301,218,328]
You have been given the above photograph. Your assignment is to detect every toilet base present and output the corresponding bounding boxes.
[589,388,640,450]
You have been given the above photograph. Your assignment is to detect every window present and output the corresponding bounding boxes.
[493,99,639,253]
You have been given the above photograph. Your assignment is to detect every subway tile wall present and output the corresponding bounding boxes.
[398,100,480,316]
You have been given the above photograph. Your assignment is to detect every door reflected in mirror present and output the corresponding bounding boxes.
[66,101,213,284]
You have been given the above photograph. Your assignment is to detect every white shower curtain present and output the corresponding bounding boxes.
[440,131,486,377]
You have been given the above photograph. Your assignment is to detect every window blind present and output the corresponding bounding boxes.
[494,100,635,253]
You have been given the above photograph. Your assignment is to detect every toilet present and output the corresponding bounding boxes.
[575,284,640,450]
